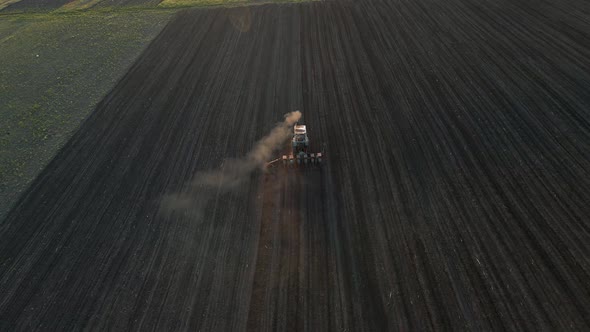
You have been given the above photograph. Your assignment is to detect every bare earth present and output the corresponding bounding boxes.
[1,1,590,330]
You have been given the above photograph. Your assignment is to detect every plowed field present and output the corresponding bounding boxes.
[1,1,590,330]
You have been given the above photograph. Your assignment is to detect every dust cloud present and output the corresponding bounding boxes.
[160,111,301,213]
[196,110,300,188]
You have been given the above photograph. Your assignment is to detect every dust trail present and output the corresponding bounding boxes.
[196,110,301,188]
[160,111,301,213]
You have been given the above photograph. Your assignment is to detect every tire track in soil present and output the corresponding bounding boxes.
[1,0,590,330]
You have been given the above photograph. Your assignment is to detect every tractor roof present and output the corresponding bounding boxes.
[294,125,306,134]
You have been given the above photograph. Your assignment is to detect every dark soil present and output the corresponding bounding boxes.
[1,1,589,330]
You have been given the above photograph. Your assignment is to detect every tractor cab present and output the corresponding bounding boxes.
[292,124,309,154]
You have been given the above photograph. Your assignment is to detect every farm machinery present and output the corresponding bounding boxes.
[267,123,323,168]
